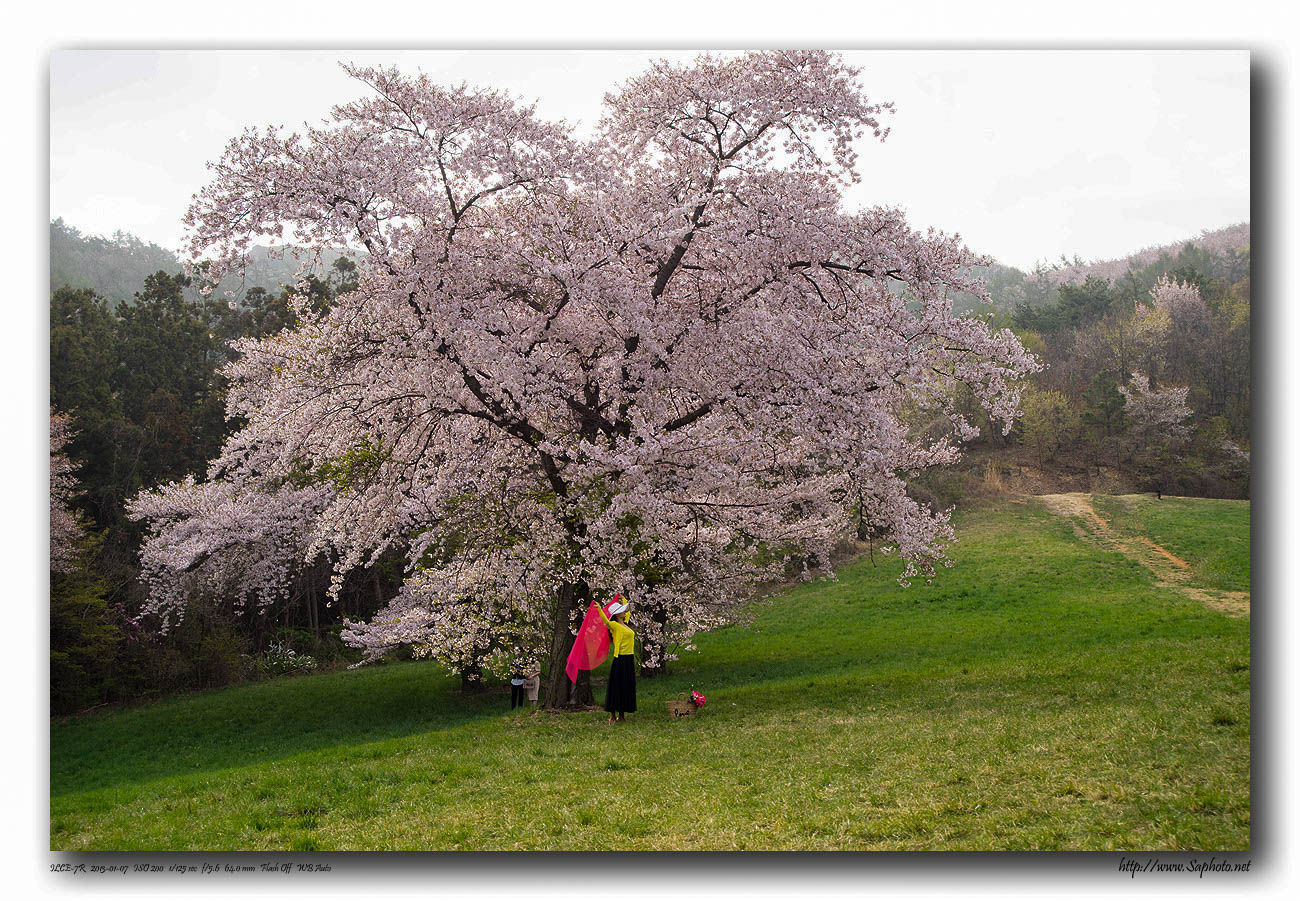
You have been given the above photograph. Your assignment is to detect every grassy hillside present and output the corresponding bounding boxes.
[50,497,1249,851]
[1091,495,1250,593]
[50,218,352,309]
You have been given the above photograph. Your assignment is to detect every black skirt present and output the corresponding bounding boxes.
[604,654,637,713]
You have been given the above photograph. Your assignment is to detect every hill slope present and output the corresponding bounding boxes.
[50,218,351,309]
[50,497,1249,851]
[1033,222,1251,289]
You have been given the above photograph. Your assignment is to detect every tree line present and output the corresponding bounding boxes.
[49,257,391,714]
[971,237,1250,500]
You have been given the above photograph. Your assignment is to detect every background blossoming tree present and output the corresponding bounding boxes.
[51,410,86,574]
[130,51,1038,707]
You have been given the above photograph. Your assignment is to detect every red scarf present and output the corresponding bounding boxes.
[564,595,621,684]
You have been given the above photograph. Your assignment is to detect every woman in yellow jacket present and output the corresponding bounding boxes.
[598,598,636,723]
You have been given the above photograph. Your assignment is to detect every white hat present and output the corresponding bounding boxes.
[608,600,629,616]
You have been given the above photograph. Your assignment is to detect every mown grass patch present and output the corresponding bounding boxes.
[51,498,1249,851]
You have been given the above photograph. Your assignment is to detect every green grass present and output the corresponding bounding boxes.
[1091,494,1251,592]
[50,497,1250,851]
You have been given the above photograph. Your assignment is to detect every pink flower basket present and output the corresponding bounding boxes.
[666,691,696,717]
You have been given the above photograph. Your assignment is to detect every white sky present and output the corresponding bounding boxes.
[49,49,1249,271]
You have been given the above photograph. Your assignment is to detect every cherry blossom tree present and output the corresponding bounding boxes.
[1151,276,1212,391]
[1118,371,1194,494]
[1120,372,1193,448]
[133,51,1039,706]
[1129,276,1212,389]
[50,410,85,573]
[1148,276,1209,324]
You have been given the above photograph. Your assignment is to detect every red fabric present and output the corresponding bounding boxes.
[565,596,620,684]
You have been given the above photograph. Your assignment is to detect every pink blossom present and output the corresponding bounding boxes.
[1120,372,1193,445]
[50,410,84,573]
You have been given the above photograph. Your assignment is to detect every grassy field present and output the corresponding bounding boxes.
[1091,494,1251,593]
[50,496,1250,851]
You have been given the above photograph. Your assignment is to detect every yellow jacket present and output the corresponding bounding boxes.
[597,604,636,658]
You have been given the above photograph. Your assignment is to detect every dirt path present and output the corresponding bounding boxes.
[1036,493,1249,617]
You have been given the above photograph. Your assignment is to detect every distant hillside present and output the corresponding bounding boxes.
[50,219,351,309]
[962,222,1251,315]
[53,218,1249,317]
[1032,222,1250,289]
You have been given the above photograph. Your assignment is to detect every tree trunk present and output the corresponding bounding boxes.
[460,634,488,693]
[308,581,318,640]
[572,669,594,706]
[460,662,485,693]
[543,579,593,708]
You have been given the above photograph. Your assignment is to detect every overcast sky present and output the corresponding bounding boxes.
[49,49,1249,271]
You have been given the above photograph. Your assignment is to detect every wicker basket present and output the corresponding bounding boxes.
[666,692,696,717]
